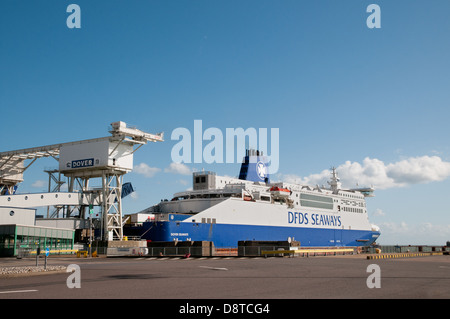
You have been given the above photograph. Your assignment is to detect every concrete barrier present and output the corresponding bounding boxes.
[366,252,444,260]
[261,248,355,257]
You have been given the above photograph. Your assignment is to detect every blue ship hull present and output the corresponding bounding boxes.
[137,220,380,248]
[127,151,381,248]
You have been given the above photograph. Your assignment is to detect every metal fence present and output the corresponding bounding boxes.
[238,246,293,257]
[16,247,33,259]
[146,246,298,257]
[147,246,213,257]
[365,245,449,254]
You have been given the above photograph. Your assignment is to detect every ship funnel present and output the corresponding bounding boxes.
[238,149,270,183]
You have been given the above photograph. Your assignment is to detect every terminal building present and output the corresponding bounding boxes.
[0,121,163,257]
[0,207,74,257]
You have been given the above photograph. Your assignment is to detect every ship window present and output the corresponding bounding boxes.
[299,193,333,210]
[300,200,333,210]
[300,193,333,203]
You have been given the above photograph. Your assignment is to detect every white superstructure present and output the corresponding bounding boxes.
[134,162,380,247]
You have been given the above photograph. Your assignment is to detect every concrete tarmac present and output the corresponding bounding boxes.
[1,254,449,300]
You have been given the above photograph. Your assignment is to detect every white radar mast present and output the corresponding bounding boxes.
[328,167,342,193]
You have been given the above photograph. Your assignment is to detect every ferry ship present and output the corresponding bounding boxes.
[130,150,380,247]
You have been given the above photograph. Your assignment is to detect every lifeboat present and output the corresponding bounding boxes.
[243,190,254,201]
[269,186,291,197]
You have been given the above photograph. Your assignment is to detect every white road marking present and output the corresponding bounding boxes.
[199,266,228,271]
[0,289,38,294]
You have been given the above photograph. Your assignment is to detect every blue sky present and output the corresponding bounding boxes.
[1,1,450,245]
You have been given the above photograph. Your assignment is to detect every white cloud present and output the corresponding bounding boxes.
[133,163,161,178]
[32,180,46,188]
[280,155,450,190]
[386,156,450,186]
[164,162,192,175]
[130,192,139,200]
[377,221,450,245]
[373,208,385,217]
[381,221,410,234]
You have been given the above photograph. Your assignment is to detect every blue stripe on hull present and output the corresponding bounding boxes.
[140,221,380,248]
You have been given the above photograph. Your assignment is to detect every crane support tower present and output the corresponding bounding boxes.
[0,121,163,241]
